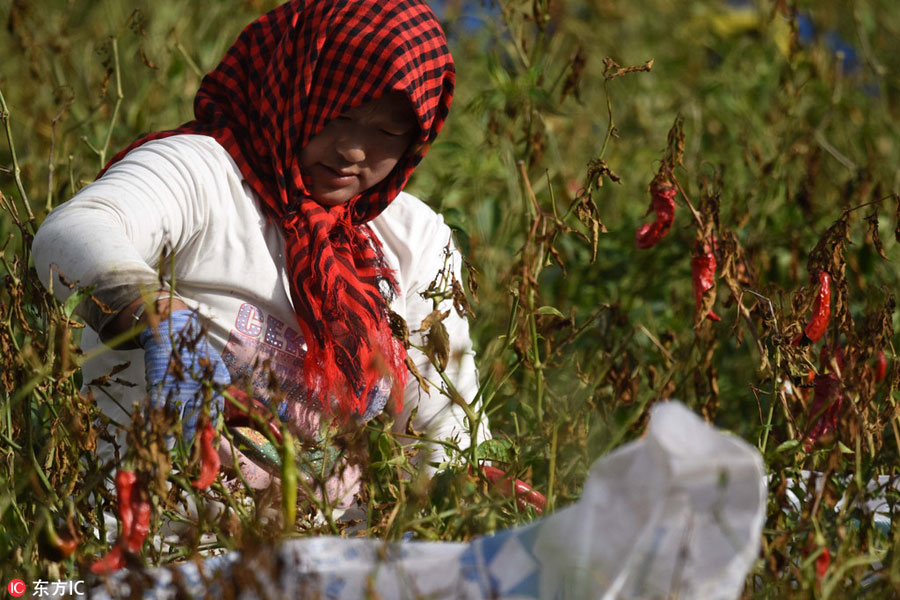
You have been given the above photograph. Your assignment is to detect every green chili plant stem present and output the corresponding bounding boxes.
[68,155,76,198]
[45,104,69,214]
[175,40,205,78]
[598,79,616,159]
[408,340,483,467]
[497,2,531,71]
[518,162,548,422]
[546,423,558,512]
[759,385,777,455]
[24,394,59,504]
[0,86,35,224]
[526,291,544,422]
[99,37,124,169]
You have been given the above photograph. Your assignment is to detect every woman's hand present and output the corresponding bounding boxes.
[138,309,230,443]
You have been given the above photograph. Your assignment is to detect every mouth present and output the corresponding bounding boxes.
[317,164,359,186]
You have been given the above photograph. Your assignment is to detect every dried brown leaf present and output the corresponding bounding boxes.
[604,58,654,80]
[465,262,479,301]
[388,310,409,349]
[561,46,586,101]
[424,320,450,372]
[419,309,450,333]
[866,213,889,261]
[450,279,473,319]
[894,194,900,243]
[666,116,686,167]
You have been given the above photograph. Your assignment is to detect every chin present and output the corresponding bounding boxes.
[312,190,356,206]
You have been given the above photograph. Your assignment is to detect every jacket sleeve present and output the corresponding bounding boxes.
[32,136,218,334]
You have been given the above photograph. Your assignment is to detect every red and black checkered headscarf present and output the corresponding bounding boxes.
[105,0,455,417]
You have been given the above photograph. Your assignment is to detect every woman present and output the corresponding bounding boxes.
[33,0,488,519]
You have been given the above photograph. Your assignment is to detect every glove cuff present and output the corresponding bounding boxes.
[137,309,199,349]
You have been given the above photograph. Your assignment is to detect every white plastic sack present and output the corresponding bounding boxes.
[90,402,766,599]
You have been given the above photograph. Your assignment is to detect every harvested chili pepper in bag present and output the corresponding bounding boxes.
[802,373,842,451]
[691,238,721,322]
[636,171,677,249]
[90,470,151,574]
[191,420,220,490]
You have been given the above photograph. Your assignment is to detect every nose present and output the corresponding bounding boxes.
[335,133,366,164]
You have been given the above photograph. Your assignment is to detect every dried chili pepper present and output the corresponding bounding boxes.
[691,238,721,322]
[481,465,546,513]
[191,420,220,490]
[635,172,677,249]
[90,470,151,574]
[802,373,842,451]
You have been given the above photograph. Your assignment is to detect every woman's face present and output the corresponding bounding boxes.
[300,92,419,206]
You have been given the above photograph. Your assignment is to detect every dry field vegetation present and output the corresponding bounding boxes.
[2,0,900,596]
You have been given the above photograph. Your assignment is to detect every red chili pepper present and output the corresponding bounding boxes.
[791,272,832,346]
[816,547,831,579]
[806,272,832,343]
[114,470,136,541]
[191,420,221,490]
[126,489,151,553]
[89,545,125,575]
[636,173,677,249]
[38,513,79,562]
[875,349,888,383]
[481,465,546,513]
[805,271,831,342]
[90,470,151,574]
[803,373,842,451]
[691,238,721,322]
[57,533,79,558]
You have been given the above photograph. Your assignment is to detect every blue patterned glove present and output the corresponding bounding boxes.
[139,309,230,444]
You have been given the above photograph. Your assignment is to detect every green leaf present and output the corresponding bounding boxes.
[63,286,94,319]
[774,439,800,454]
[536,305,565,318]
[476,438,514,463]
